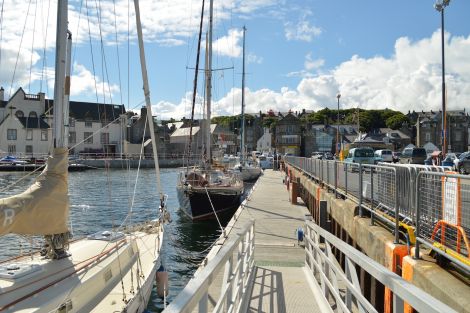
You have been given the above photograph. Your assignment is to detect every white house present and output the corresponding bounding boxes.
[256,127,272,153]
[0,87,126,157]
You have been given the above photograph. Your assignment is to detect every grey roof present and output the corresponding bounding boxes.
[17,117,50,129]
[45,100,126,121]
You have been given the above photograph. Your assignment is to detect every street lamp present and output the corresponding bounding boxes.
[336,93,341,157]
[435,0,450,155]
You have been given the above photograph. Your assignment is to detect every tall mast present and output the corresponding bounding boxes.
[133,0,163,202]
[240,26,246,163]
[52,0,68,148]
[205,0,214,164]
[187,0,205,170]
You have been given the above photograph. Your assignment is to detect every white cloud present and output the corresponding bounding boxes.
[158,31,470,119]
[284,18,321,42]
[247,53,263,64]
[213,28,243,58]
[67,63,120,101]
[304,53,324,71]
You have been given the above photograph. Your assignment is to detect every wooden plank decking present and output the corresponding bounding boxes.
[205,169,326,312]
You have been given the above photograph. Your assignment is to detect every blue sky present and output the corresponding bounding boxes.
[1,0,469,120]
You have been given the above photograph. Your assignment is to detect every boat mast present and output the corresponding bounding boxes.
[187,0,205,171]
[133,0,164,202]
[52,0,68,149]
[240,26,246,163]
[205,0,214,165]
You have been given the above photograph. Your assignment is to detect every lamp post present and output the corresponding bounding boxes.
[435,0,450,155]
[336,93,341,157]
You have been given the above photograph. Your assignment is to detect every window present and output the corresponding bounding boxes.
[25,145,33,154]
[8,145,16,154]
[84,132,93,144]
[7,129,17,140]
[15,110,24,118]
[100,132,109,144]
[69,118,75,127]
[29,111,37,118]
[425,132,431,142]
[85,120,92,128]
[69,131,76,144]
[41,130,48,141]
[455,131,462,141]
[26,129,33,140]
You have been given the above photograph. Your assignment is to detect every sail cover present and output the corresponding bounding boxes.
[0,148,69,235]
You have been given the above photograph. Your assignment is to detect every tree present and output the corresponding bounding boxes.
[386,114,409,130]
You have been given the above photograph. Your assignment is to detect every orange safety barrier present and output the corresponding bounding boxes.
[430,175,470,257]
[384,244,409,313]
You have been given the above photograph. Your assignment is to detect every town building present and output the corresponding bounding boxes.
[274,111,302,156]
[0,87,126,157]
[414,110,469,153]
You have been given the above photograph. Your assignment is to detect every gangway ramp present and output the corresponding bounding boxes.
[164,170,455,313]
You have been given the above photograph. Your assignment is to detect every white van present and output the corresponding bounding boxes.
[374,149,393,162]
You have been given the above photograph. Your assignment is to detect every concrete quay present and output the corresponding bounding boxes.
[285,163,470,313]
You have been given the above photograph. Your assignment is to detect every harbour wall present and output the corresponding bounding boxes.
[286,164,470,313]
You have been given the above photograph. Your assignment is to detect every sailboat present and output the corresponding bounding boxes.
[0,1,168,312]
[232,26,262,182]
[177,0,244,220]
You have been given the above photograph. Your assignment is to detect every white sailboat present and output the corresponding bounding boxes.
[232,26,262,182]
[177,0,244,220]
[0,1,168,312]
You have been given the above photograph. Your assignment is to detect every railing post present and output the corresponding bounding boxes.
[334,161,338,197]
[394,168,400,244]
[370,167,375,226]
[359,164,363,217]
[345,163,348,196]
[414,172,422,259]
[199,292,208,313]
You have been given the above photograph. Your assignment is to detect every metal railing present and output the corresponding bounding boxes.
[415,171,470,271]
[305,221,457,313]
[164,221,255,313]
[285,156,469,271]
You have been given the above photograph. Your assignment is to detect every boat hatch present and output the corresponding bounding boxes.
[87,230,125,242]
[0,263,42,281]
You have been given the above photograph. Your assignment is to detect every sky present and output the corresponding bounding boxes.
[0,0,469,120]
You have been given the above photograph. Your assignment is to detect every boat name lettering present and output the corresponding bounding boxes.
[2,208,15,226]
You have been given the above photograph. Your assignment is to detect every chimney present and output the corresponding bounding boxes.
[0,87,4,101]
[140,106,147,117]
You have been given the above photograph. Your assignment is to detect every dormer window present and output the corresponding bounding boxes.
[15,110,24,118]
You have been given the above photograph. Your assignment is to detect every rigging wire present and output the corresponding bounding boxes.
[28,0,38,93]
[0,0,4,68]
[8,0,33,99]
[113,0,123,107]
[39,0,51,94]
[85,0,99,103]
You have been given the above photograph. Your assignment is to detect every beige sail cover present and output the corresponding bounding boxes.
[0,148,69,235]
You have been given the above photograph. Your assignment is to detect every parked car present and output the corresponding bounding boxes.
[456,152,470,174]
[392,151,401,163]
[324,152,334,160]
[455,151,470,171]
[311,152,324,159]
[399,147,427,164]
[374,149,393,162]
[441,155,455,168]
[344,147,375,165]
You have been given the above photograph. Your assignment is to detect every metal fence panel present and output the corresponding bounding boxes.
[416,172,470,269]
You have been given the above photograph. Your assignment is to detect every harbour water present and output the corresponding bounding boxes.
[0,168,252,312]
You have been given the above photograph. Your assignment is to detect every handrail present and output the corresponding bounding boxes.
[164,221,255,313]
[305,221,457,313]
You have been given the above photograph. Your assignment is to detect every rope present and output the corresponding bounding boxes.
[204,186,224,235]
